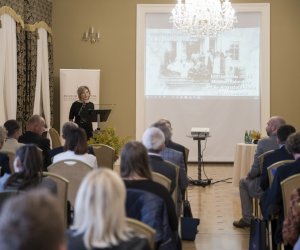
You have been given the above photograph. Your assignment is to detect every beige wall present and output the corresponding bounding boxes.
[52,0,300,138]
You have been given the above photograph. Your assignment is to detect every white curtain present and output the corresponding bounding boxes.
[33,28,51,129]
[0,14,17,124]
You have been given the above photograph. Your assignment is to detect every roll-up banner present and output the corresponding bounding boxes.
[59,69,100,134]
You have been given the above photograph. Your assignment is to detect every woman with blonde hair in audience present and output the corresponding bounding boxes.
[67,168,149,250]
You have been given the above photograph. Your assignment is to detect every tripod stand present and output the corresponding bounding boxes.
[191,136,212,187]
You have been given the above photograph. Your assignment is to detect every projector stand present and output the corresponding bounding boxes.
[191,136,212,187]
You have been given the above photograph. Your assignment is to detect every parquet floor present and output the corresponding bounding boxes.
[182,163,250,250]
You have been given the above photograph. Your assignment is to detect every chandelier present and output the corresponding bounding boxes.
[170,0,237,37]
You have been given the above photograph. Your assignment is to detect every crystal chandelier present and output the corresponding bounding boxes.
[170,0,237,37]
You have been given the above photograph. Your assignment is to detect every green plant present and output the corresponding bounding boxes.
[88,127,130,156]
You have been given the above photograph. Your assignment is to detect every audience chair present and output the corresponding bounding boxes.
[47,160,93,207]
[0,151,15,174]
[90,144,115,169]
[49,127,62,148]
[267,160,295,187]
[280,173,300,218]
[0,190,20,211]
[152,172,171,192]
[42,172,69,227]
[165,160,180,217]
[126,217,156,250]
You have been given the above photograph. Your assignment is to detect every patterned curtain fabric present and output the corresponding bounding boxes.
[0,0,53,131]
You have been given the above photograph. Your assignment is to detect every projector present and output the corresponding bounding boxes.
[191,127,210,138]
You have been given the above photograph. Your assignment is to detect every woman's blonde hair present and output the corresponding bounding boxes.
[77,86,90,99]
[73,168,132,249]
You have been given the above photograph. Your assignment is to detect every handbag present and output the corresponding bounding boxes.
[249,218,268,250]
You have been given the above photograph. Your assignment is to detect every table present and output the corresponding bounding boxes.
[232,143,257,187]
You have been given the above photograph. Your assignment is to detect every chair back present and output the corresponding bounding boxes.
[47,160,93,207]
[0,151,15,174]
[126,217,156,250]
[49,128,62,148]
[281,173,300,218]
[184,147,189,166]
[90,144,115,169]
[258,150,274,174]
[267,160,295,187]
[42,172,69,227]
[152,172,171,192]
[0,190,19,211]
[164,160,180,216]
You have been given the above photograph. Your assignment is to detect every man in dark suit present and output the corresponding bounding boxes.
[233,116,286,228]
[263,132,300,248]
[260,124,296,191]
[142,127,177,194]
[18,115,51,170]
[159,119,188,172]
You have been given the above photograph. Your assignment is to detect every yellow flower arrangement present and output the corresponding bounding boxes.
[88,127,130,156]
[250,130,261,141]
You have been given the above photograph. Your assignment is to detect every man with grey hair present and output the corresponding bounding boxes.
[0,126,10,176]
[142,127,177,194]
[233,116,286,228]
[152,121,188,198]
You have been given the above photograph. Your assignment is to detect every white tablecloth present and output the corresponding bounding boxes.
[232,143,257,187]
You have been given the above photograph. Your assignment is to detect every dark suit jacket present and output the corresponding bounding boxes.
[263,158,300,244]
[0,153,10,176]
[18,131,51,170]
[148,154,177,194]
[260,146,294,191]
[165,140,187,171]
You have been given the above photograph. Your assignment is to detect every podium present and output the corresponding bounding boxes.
[88,109,111,130]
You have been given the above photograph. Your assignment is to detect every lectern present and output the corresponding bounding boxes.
[88,109,111,131]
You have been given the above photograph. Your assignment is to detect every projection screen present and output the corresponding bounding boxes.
[136,4,270,162]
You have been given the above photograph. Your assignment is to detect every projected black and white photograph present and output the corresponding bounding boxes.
[145,14,260,97]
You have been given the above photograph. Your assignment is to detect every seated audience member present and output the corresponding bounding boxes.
[0,126,10,176]
[264,132,300,247]
[142,127,177,194]
[233,116,286,228]
[53,127,97,169]
[1,119,24,153]
[0,144,57,194]
[159,118,188,171]
[50,122,94,159]
[260,124,296,191]
[120,141,178,233]
[0,190,65,250]
[152,121,188,199]
[68,168,149,250]
[282,188,300,248]
[18,114,51,170]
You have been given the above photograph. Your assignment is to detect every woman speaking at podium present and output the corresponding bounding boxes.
[69,86,94,139]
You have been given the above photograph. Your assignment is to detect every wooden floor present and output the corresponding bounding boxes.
[182,163,250,250]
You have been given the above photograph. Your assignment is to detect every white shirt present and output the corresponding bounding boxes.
[1,138,24,154]
[53,150,97,169]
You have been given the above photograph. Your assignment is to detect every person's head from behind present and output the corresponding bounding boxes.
[152,121,172,144]
[286,132,300,158]
[0,190,65,250]
[61,121,78,140]
[13,144,43,175]
[64,127,87,154]
[158,118,172,136]
[77,86,90,103]
[73,168,131,248]
[120,141,152,180]
[26,115,46,136]
[142,127,165,154]
[277,125,296,144]
[265,116,286,136]
[0,126,7,149]
[3,120,21,139]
